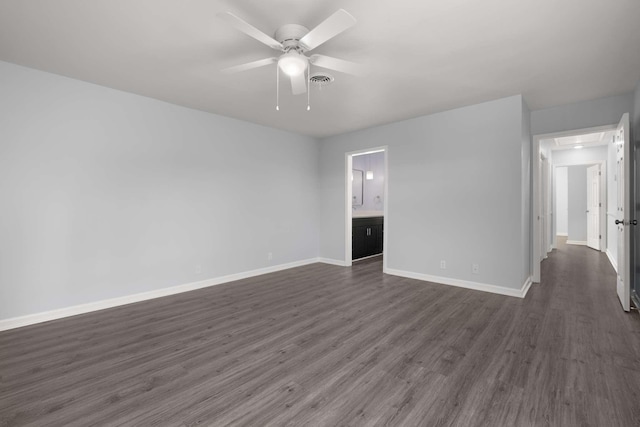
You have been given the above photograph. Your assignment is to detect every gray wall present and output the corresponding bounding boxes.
[319,95,529,290]
[3,56,633,320]
[0,61,320,320]
[531,92,633,136]
[352,151,385,212]
[567,165,588,242]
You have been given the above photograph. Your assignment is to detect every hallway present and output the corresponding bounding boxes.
[528,237,640,425]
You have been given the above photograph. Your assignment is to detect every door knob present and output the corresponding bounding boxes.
[632,220,638,226]
[615,219,623,225]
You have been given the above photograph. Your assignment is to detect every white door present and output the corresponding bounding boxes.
[586,164,600,250]
[615,113,631,311]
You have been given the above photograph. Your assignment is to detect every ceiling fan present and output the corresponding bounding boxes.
[218,9,361,99]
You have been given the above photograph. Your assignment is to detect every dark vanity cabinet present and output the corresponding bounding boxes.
[352,216,383,260]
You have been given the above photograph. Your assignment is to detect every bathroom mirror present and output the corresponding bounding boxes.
[352,169,363,207]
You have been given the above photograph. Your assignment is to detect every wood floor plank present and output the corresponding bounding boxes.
[2,241,640,426]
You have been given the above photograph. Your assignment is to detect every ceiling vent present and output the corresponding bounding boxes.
[309,73,334,87]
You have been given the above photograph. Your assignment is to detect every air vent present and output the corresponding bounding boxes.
[309,73,334,87]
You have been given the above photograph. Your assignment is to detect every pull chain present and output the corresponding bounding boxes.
[276,65,280,111]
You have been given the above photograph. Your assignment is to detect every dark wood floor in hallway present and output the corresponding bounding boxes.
[1,245,640,426]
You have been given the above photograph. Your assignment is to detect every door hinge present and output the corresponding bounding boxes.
[599,202,602,207]
[599,171,602,176]
[599,235,602,239]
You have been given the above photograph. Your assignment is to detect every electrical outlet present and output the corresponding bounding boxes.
[440,260,446,269]
[195,264,202,274]
[472,263,479,274]
[268,252,273,261]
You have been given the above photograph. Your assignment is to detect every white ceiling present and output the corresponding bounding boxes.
[0,0,639,138]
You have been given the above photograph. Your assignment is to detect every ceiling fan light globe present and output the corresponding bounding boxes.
[278,53,307,77]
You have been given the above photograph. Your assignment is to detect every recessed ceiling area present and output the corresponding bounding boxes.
[0,0,639,138]
[549,130,615,150]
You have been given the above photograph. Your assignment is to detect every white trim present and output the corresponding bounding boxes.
[554,160,608,167]
[536,124,618,141]
[0,258,319,332]
[533,134,540,282]
[521,276,533,298]
[385,268,533,298]
[606,249,618,272]
[352,149,385,157]
[383,148,389,274]
[317,257,348,267]
[566,240,587,245]
[345,153,353,267]
[556,233,568,237]
[0,260,534,331]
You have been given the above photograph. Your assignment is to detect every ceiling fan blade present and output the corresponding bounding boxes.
[290,73,307,95]
[309,54,363,76]
[217,12,283,51]
[299,9,356,51]
[221,57,277,74]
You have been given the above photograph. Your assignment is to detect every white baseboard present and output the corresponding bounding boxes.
[0,259,534,331]
[521,276,533,298]
[556,233,568,237]
[566,240,587,246]
[317,257,348,267]
[0,258,319,332]
[606,249,618,272]
[384,268,532,299]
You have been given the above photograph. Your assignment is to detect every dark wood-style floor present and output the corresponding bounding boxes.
[2,244,640,426]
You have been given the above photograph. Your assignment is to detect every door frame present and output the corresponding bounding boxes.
[585,163,603,250]
[345,146,389,271]
[532,124,616,283]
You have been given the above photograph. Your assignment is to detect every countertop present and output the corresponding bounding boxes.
[353,211,384,218]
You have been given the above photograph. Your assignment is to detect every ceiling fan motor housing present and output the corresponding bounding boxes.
[274,24,309,51]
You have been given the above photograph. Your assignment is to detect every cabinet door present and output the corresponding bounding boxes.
[365,225,379,257]
[352,225,368,260]
[374,224,383,255]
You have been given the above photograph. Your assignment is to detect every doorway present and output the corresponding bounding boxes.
[345,147,388,270]
[533,124,617,281]
[553,161,606,250]
[533,116,633,312]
